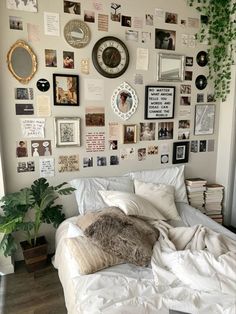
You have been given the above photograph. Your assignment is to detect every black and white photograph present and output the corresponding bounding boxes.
[197,93,204,103]
[199,140,207,152]
[54,117,80,147]
[191,140,198,153]
[17,161,35,173]
[110,155,119,165]
[97,156,107,166]
[178,120,190,129]
[123,124,137,144]
[125,30,138,42]
[178,131,190,140]
[180,96,191,106]
[155,28,176,50]
[185,56,193,66]
[172,141,189,164]
[158,122,174,140]
[9,16,23,30]
[15,87,33,100]
[140,123,156,141]
[138,148,146,161]
[64,0,81,15]
[145,14,153,26]
[207,93,215,102]
[185,71,193,81]
[121,15,132,27]
[180,84,191,94]
[83,157,93,168]
[109,140,118,150]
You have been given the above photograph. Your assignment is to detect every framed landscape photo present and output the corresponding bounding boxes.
[54,117,80,147]
[123,124,137,144]
[53,74,79,106]
[172,141,189,164]
[145,86,175,119]
[194,104,215,135]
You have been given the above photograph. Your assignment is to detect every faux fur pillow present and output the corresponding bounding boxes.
[83,208,159,266]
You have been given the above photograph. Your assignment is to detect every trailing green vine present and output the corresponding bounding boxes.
[187,0,236,102]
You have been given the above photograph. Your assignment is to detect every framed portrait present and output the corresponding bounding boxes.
[111,82,138,120]
[53,74,79,106]
[54,117,80,147]
[194,104,215,135]
[155,28,176,51]
[145,86,175,119]
[172,141,189,164]
[123,124,137,144]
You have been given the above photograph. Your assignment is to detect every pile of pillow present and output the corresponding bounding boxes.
[65,165,187,274]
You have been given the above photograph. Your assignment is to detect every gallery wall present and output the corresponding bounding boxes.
[0,0,221,258]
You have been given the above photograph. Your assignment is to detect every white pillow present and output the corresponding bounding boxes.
[99,190,166,221]
[134,180,181,220]
[69,177,134,215]
[125,165,187,203]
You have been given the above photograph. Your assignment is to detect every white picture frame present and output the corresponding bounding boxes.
[111,82,138,120]
[194,104,215,135]
[54,117,80,147]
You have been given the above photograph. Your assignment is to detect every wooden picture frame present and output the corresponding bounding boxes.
[54,117,80,147]
[123,124,137,144]
[53,74,79,106]
[145,86,175,119]
[194,104,215,135]
[172,141,189,164]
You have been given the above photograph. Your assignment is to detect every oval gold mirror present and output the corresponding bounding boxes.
[7,40,37,84]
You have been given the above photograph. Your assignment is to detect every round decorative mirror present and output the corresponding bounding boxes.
[7,40,37,84]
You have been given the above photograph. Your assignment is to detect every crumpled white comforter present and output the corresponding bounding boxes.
[151,220,236,313]
[54,217,236,314]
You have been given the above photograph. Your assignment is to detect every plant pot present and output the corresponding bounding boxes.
[20,236,48,272]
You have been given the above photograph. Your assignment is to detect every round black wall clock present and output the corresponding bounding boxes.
[92,36,129,78]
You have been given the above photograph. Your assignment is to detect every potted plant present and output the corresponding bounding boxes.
[0,177,75,272]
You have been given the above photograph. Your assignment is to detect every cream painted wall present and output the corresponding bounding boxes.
[0,0,223,260]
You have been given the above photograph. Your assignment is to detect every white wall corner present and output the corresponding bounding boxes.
[215,65,236,225]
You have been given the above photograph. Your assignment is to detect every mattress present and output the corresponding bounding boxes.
[53,203,236,314]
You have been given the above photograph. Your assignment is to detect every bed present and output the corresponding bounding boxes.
[53,165,236,314]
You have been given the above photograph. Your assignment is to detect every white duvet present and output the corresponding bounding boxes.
[53,217,236,314]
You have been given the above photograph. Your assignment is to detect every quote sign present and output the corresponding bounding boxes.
[145,86,175,119]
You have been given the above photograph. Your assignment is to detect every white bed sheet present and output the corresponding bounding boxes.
[53,204,236,314]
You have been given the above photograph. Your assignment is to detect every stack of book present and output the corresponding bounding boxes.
[204,183,224,224]
[185,178,207,212]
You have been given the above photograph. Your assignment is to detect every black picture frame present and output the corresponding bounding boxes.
[172,141,189,164]
[145,86,175,119]
[53,74,79,106]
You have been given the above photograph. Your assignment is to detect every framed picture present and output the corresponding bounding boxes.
[53,74,79,106]
[123,124,137,144]
[172,141,189,164]
[145,86,175,119]
[155,28,176,50]
[54,117,80,147]
[111,82,138,120]
[194,104,215,135]
[157,53,185,81]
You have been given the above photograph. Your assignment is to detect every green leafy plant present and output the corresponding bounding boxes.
[187,0,236,101]
[0,178,75,257]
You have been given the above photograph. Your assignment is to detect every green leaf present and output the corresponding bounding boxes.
[0,234,17,257]
[0,217,23,234]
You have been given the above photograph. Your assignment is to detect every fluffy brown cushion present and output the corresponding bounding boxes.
[83,208,159,266]
[65,236,124,275]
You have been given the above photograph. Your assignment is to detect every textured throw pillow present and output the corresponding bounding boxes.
[65,236,124,275]
[84,208,159,266]
[99,190,166,221]
[134,180,181,220]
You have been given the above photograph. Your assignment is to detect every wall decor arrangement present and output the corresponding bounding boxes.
[53,74,79,106]
[187,0,236,101]
[145,86,175,119]
[111,82,138,120]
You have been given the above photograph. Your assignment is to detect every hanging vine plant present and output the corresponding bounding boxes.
[187,0,236,102]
